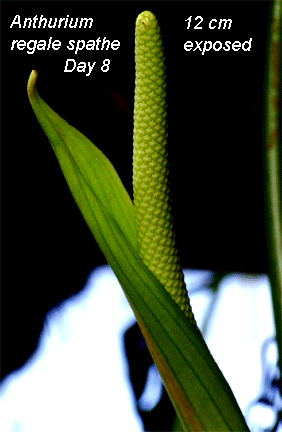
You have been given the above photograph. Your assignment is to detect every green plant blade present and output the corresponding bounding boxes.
[27,71,138,259]
[27,70,249,431]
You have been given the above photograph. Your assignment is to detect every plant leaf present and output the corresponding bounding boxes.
[27,70,249,431]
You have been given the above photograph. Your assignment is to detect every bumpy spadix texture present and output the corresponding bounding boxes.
[133,11,197,325]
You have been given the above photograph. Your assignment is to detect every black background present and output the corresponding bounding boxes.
[2,1,272,379]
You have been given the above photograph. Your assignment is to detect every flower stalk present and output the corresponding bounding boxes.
[264,0,282,365]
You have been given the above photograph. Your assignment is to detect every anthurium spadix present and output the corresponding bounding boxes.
[27,11,249,432]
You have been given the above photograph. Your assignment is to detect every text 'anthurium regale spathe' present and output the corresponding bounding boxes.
[27,11,250,432]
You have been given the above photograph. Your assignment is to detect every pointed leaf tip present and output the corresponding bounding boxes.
[27,70,38,101]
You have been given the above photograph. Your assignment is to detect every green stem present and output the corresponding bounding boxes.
[264,0,282,366]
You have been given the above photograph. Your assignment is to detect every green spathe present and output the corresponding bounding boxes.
[27,11,250,431]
